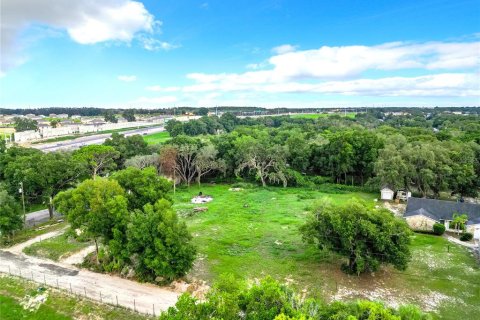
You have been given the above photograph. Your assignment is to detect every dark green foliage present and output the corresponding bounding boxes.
[13,117,38,131]
[160,276,431,320]
[104,133,150,167]
[0,187,23,239]
[110,166,172,210]
[73,145,120,178]
[104,111,118,123]
[126,199,196,281]
[122,109,136,122]
[2,151,85,217]
[460,232,473,241]
[432,223,446,235]
[54,178,129,245]
[301,198,412,274]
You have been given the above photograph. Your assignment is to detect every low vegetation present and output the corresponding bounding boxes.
[173,184,480,319]
[0,220,67,248]
[22,233,91,261]
[54,167,196,282]
[0,276,148,320]
[160,276,431,319]
[143,131,171,145]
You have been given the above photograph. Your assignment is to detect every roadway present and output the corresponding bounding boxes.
[31,126,166,152]
[25,209,62,227]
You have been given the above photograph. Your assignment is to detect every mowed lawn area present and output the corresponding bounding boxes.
[0,276,147,320]
[173,184,480,320]
[290,112,356,119]
[143,131,171,145]
[23,234,91,261]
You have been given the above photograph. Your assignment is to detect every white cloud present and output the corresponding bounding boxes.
[1,0,160,73]
[179,72,479,97]
[272,44,297,55]
[136,96,178,104]
[118,75,137,82]
[176,40,480,98]
[139,37,179,51]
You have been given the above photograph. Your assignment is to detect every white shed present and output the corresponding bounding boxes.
[380,187,394,201]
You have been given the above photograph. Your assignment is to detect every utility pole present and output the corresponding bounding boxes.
[19,182,26,226]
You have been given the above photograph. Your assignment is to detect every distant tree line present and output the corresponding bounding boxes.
[161,113,480,197]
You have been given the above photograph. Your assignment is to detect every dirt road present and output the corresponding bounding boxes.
[0,232,179,315]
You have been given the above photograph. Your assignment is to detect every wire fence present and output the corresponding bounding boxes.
[0,264,161,317]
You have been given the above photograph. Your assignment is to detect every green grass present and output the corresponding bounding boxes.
[290,112,356,119]
[0,221,68,248]
[0,276,148,320]
[173,184,480,319]
[23,234,91,261]
[143,131,171,145]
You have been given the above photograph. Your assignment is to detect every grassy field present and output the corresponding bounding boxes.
[0,276,148,320]
[0,221,67,248]
[143,131,171,145]
[173,184,480,319]
[23,234,91,261]
[290,112,356,119]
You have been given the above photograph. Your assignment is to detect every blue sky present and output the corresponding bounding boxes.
[1,0,479,108]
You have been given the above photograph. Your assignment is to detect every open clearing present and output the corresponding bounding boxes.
[23,234,91,261]
[0,276,148,320]
[0,221,68,249]
[143,131,171,145]
[173,184,480,320]
[290,112,356,119]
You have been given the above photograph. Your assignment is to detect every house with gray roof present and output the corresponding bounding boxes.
[404,197,480,241]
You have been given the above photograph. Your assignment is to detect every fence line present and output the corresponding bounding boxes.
[0,264,158,317]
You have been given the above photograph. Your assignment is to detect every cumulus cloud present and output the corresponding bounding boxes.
[1,0,158,73]
[176,40,480,98]
[272,44,297,54]
[139,37,179,51]
[118,75,137,82]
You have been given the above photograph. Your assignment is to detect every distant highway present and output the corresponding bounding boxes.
[32,126,166,152]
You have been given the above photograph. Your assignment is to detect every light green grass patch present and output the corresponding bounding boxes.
[143,131,171,145]
[1,221,68,248]
[0,276,148,320]
[290,112,356,119]
[23,234,91,261]
[173,184,480,319]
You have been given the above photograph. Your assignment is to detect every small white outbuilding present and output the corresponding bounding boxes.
[380,187,394,201]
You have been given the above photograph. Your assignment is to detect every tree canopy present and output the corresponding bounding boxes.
[301,198,412,274]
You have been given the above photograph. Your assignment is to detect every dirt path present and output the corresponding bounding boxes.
[60,245,96,265]
[5,228,67,254]
[0,230,180,315]
[445,235,478,249]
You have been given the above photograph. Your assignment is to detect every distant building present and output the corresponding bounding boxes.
[404,197,480,241]
[380,187,394,201]
[57,114,69,119]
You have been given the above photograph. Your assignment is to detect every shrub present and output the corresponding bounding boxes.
[432,223,446,235]
[285,169,314,188]
[460,232,473,241]
[160,276,432,320]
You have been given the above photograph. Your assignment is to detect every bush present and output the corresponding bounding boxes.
[160,276,432,320]
[285,169,314,188]
[460,232,473,241]
[432,223,446,235]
